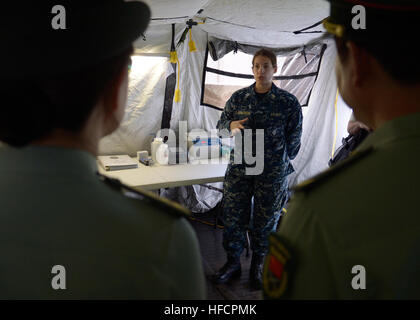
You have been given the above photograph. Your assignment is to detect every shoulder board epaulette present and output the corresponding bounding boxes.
[263,233,296,299]
[97,173,190,218]
[293,146,374,193]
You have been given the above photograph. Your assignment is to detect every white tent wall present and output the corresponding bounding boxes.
[99,25,216,158]
[98,24,188,156]
[288,40,353,187]
[169,27,209,132]
[161,26,225,213]
[98,55,172,156]
[132,24,173,54]
[177,28,223,133]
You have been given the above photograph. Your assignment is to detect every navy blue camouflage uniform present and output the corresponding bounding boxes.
[217,83,303,260]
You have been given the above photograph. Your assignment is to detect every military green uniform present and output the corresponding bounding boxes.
[0,145,206,299]
[263,113,420,299]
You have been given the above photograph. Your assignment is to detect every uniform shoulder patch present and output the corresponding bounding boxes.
[97,173,190,218]
[263,233,295,299]
[293,146,374,193]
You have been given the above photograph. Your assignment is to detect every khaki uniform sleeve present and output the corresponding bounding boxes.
[165,218,206,299]
[278,194,337,299]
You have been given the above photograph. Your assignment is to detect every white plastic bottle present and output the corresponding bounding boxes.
[151,137,163,163]
[156,143,169,165]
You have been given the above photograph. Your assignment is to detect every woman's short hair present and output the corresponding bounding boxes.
[252,49,277,68]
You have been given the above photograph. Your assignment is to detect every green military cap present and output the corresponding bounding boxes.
[323,0,420,42]
[1,0,150,77]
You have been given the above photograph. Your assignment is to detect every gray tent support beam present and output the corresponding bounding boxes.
[161,24,177,130]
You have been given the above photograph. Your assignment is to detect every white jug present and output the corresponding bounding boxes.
[151,137,163,163]
[156,143,169,165]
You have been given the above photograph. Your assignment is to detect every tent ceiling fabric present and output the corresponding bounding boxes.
[200,21,325,47]
[143,0,210,24]
[200,0,328,32]
[139,0,329,47]
[199,0,329,46]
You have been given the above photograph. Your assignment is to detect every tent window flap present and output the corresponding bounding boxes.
[201,42,327,110]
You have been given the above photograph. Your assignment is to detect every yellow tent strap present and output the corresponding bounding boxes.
[331,89,339,158]
[174,57,181,102]
[188,28,197,52]
[169,23,178,63]
[170,50,178,63]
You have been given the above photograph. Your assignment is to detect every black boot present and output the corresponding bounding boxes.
[249,254,265,290]
[212,257,241,284]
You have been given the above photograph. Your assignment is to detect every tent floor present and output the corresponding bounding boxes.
[188,211,263,300]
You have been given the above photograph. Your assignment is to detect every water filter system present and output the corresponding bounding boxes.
[150,136,231,165]
[189,137,221,161]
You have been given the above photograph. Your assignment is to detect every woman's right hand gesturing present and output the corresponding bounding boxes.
[230,118,248,136]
